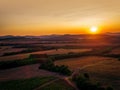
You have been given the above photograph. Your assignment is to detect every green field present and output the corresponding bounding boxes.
[0,76,56,90]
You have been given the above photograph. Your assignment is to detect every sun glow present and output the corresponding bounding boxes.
[90,26,98,34]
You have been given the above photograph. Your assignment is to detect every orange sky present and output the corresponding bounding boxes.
[0,0,120,35]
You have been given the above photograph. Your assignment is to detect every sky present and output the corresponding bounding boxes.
[0,0,120,35]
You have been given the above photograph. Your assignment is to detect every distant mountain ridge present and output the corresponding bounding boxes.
[0,33,120,41]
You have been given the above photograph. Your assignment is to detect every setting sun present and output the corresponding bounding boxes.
[90,26,98,34]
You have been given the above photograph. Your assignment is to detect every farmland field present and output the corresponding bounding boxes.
[0,48,92,61]
[55,56,116,70]
[0,64,60,81]
[0,47,26,56]
[55,56,120,90]
[0,35,120,90]
[109,47,120,54]
[79,60,120,90]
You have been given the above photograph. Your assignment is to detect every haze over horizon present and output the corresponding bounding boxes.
[0,0,120,35]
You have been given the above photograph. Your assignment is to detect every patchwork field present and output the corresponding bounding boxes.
[0,35,120,90]
[0,47,26,56]
[0,48,92,61]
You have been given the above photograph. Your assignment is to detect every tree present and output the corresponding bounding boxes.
[72,73,114,90]
[84,73,90,79]
[106,86,114,90]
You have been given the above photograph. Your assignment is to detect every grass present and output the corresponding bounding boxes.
[0,58,38,70]
[41,79,75,90]
[0,76,56,90]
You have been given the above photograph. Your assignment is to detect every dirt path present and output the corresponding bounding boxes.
[63,77,79,90]
[34,76,78,90]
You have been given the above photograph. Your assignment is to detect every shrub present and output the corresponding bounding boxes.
[39,60,72,76]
